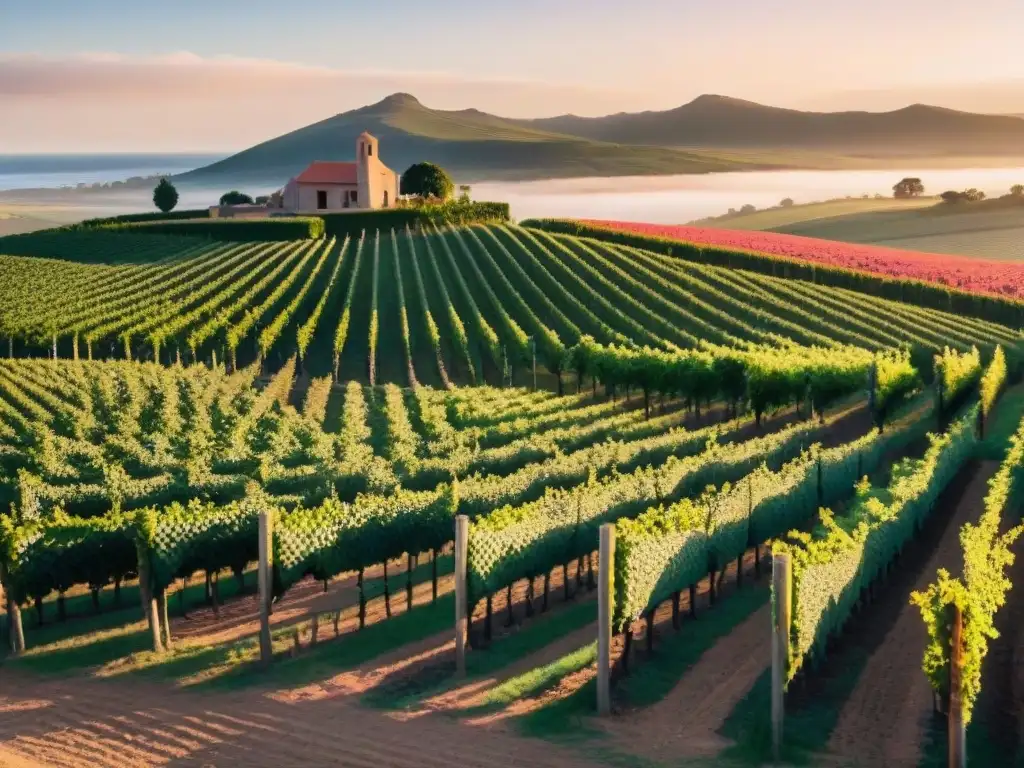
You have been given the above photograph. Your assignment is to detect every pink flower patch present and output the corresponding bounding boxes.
[583,220,1024,301]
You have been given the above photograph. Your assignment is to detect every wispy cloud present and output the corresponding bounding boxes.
[0,52,656,151]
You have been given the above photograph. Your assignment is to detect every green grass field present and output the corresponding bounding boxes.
[690,195,1024,260]
[689,197,938,231]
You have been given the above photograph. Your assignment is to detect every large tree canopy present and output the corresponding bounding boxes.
[893,177,925,198]
[400,162,454,200]
[219,190,255,206]
[153,179,179,213]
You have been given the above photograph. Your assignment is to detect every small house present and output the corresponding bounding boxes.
[279,132,399,213]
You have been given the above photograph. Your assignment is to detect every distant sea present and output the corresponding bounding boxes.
[0,154,225,191]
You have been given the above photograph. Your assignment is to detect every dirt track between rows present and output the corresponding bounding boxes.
[823,461,997,767]
[0,669,604,768]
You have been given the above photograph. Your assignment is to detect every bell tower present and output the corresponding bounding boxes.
[356,131,378,209]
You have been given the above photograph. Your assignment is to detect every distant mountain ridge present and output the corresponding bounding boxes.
[178,93,1024,186]
[511,94,1024,151]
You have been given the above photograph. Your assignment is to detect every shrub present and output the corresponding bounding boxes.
[153,179,179,213]
[219,190,255,206]
[79,209,210,227]
[320,200,510,238]
[400,162,454,200]
[100,217,325,241]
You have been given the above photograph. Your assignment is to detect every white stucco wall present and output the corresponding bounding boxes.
[294,182,359,211]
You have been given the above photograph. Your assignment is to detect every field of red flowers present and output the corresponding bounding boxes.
[583,219,1024,300]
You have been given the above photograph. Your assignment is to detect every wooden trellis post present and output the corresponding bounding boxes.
[597,523,615,716]
[258,509,274,667]
[948,604,966,768]
[137,548,163,654]
[771,552,792,762]
[454,515,469,677]
[1,565,25,655]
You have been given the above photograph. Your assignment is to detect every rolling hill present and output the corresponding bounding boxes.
[687,194,1024,261]
[178,93,1024,187]
[177,93,762,187]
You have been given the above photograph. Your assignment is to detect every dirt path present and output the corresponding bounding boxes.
[0,669,604,768]
[424,617,597,716]
[602,601,769,760]
[167,552,452,647]
[825,461,997,767]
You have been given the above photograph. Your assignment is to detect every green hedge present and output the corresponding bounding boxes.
[521,219,1024,329]
[79,209,210,227]
[100,217,325,241]
[320,201,510,238]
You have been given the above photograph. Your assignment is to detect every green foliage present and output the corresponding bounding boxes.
[100,217,325,241]
[258,238,336,358]
[0,509,136,603]
[979,345,1007,418]
[298,236,350,361]
[152,179,179,214]
[319,201,509,239]
[219,191,255,206]
[400,162,455,200]
[934,346,982,413]
[778,405,979,684]
[146,496,264,592]
[274,483,458,593]
[893,177,925,198]
[79,209,211,227]
[301,376,333,426]
[613,398,932,630]
[465,399,870,600]
[911,412,1024,723]
[873,349,921,424]
[569,336,879,421]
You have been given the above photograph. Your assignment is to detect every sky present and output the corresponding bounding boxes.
[4,0,1024,152]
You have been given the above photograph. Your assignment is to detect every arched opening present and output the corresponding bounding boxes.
[383,190,389,208]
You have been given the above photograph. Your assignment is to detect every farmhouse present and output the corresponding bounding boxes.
[279,132,400,213]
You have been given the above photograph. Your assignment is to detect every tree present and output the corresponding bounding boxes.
[893,177,925,198]
[400,162,454,200]
[219,190,255,206]
[254,195,270,205]
[153,179,179,213]
[779,198,795,208]
[739,204,757,214]
[941,189,986,204]
[1011,184,1024,197]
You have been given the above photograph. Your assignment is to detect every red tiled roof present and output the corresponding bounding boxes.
[295,161,358,185]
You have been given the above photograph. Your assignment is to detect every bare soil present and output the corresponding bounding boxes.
[0,669,603,768]
[598,548,770,761]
